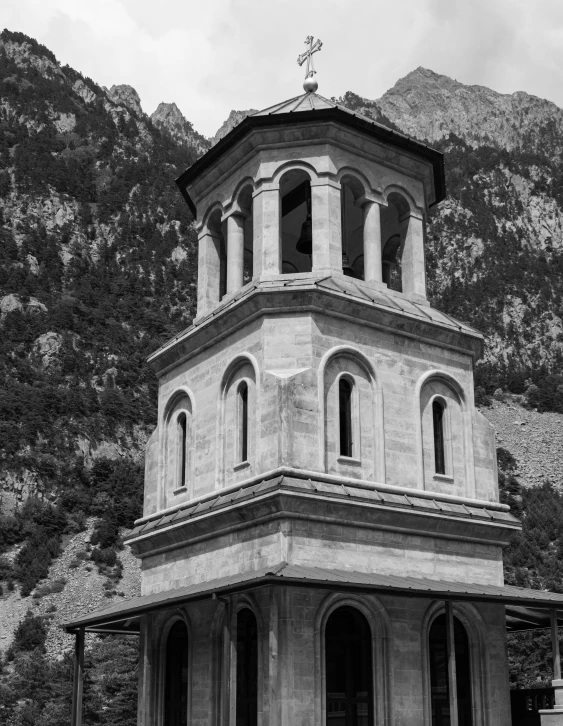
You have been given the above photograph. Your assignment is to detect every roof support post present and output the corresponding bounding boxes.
[71,627,85,726]
[445,601,459,726]
[549,609,563,716]
[552,610,561,682]
[228,594,238,726]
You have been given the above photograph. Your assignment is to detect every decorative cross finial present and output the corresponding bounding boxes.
[297,35,322,93]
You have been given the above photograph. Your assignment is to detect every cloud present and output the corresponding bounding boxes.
[2,0,563,137]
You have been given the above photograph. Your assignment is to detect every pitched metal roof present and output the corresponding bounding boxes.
[148,274,483,370]
[63,563,563,634]
[176,92,446,215]
[125,470,516,545]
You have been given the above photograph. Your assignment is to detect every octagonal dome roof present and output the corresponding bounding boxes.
[177,91,445,216]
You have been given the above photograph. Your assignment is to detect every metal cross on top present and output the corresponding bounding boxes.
[297,35,322,93]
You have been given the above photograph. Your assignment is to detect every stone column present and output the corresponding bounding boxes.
[253,185,281,278]
[196,229,222,318]
[399,212,427,301]
[362,200,382,283]
[226,213,245,293]
[311,180,342,274]
[137,615,153,726]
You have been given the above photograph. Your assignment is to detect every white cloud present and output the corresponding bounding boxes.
[2,0,563,137]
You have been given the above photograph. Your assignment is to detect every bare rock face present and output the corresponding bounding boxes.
[376,67,563,155]
[0,294,47,317]
[150,102,209,154]
[33,332,63,368]
[108,84,144,116]
[210,109,258,146]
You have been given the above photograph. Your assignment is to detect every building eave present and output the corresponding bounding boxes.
[62,562,563,635]
[176,107,446,216]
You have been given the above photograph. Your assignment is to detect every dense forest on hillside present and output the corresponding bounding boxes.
[2,29,563,724]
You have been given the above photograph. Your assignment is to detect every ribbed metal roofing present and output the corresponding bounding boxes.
[148,274,482,368]
[125,472,516,543]
[63,563,563,633]
[176,92,446,215]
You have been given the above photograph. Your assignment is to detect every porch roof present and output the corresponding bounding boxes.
[62,563,563,634]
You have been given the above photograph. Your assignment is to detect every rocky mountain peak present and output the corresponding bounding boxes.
[150,102,209,154]
[107,84,144,116]
[377,67,563,155]
[210,108,258,146]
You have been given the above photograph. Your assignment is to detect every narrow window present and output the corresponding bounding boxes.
[432,400,446,475]
[236,608,258,726]
[429,614,472,726]
[239,382,248,463]
[325,606,373,726]
[339,378,353,457]
[178,413,187,488]
[165,620,189,726]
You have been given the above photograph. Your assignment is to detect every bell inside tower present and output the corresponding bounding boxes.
[381,193,406,292]
[340,175,367,279]
[281,169,313,274]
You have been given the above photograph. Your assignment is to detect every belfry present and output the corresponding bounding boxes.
[66,40,563,726]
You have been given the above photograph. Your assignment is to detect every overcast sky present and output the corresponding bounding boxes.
[3,0,563,137]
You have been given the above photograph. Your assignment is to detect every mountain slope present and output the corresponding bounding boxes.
[150,102,210,154]
[378,66,563,157]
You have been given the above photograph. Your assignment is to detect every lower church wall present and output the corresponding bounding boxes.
[139,586,511,726]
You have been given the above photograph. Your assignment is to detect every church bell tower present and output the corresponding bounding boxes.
[124,42,520,726]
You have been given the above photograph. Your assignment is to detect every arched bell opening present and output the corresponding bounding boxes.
[381,192,409,293]
[280,169,313,274]
[207,208,227,299]
[340,175,366,280]
[381,234,402,292]
[237,184,254,285]
[325,606,374,726]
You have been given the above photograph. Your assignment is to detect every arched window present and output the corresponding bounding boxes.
[164,620,189,726]
[339,378,353,457]
[236,608,258,726]
[429,614,472,726]
[432,400,446,475]
[178,413,187,488]
[325,606,373,726]
[238,381,249,463]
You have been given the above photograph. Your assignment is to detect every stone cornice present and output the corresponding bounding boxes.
[148,275,483,376]
[124,471,520,559]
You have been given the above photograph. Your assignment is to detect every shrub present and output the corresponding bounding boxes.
[9,611,47,657]
[90,547,117,567]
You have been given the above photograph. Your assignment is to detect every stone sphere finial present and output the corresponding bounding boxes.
[303,76,318,93]
[297,36,322,94]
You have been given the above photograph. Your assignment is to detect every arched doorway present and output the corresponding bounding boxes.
[164,619,189,726]
[236,608,258,726]
[429,614,473,726]
[325,606,373,726]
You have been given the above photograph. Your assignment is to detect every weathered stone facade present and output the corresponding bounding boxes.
[124,92,521,726]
